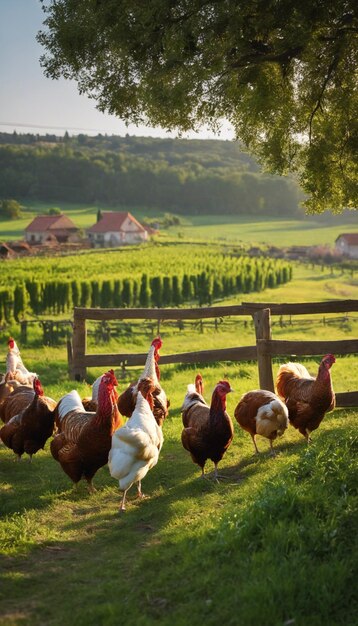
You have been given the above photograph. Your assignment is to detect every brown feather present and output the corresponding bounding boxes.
[51,372,122,488]
[0,381,56,459]
[181,380,233,474]
[275,355,335,438]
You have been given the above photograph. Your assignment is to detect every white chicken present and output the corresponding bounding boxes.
[6,337,37,385]
[108,377,164,513]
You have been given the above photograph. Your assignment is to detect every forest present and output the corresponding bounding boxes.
[0,132,303,216]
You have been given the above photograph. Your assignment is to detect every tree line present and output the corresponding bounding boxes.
[0,133,303,216]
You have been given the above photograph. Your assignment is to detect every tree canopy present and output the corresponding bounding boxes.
[38,0,358,213]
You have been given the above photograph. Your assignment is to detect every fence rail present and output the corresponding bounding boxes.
[70,300,358,407]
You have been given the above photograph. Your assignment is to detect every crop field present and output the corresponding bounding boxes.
[0,228,357,626]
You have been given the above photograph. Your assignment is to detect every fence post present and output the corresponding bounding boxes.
[253,308,274,392]
[72,314,87,381]
[67,339,73,376]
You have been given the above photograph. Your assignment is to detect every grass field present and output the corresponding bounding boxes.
[0,219,357,625]
[0,362,357,626]
[0,200,357,247]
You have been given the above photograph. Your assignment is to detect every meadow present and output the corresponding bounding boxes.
[0,200,357,246]
[0,219,357,626]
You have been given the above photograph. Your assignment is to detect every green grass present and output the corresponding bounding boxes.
[164,213,358,247]
[1,384,357,626]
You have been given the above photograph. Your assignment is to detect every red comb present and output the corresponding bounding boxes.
[33,378,44,396]
[151,336,162,350]
[8,337,15,349]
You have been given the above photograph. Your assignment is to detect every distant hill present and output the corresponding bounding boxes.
[0,132,303,216]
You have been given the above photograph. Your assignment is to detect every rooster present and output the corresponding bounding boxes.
[51,370,121,492]
[108,377,164,513]
[181,379,234,480]
[0,378,57,461]
[6,337,37,385]
[117,337,169,427]
[234,390,288,455]
[276,354,336,442]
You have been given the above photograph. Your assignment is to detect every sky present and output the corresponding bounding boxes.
[0,0,234,140]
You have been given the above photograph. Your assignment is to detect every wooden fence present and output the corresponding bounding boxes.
[69,299,358,408]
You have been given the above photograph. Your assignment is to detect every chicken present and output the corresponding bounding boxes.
[234,390,288,455]
[51,370,121,492]
[0,380,45,425]
[108,377,164,513]
[276,354,336,442]
[181,379,234,480]
[117,336,169,427]
[6,337,37,385]
[0,374,22,422]
[0,378,57,461]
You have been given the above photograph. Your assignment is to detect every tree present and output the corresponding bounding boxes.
[38,1,357,213]
[0,198,23,219]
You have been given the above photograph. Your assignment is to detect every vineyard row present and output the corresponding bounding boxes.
[0,260,292,323]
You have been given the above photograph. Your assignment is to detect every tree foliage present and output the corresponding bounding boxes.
[0,198,23,219]
[38,0,358,213]
[0,133,301,215]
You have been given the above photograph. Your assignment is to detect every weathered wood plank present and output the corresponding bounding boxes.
[242,300,358,315]
[335,391,358,408]
[74,305,258,321]
[259,338,358,356]
[73,299,358,322]
[73,345,258,369]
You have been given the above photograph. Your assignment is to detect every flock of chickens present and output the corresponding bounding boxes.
[0,336,336,512]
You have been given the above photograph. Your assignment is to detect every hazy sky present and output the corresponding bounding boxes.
[0,0,234,140]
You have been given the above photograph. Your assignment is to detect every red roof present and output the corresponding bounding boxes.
[336,233,358,245]
[87,211,146,233]
[25,215,78,232]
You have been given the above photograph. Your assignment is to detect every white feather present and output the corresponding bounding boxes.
[139,345,158,383]
[255,399,289,438]
[108,392,163,492]
[58,390,85,420]
[181,384,207,413]
[91,375,102,402]
[6,342,37,384]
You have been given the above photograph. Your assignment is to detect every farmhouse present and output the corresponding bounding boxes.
[335,233,358,259]
[87,211,148,248]
[25,215,80,244]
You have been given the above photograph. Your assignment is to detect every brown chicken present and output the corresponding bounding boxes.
[276,354,336,442]
[234,390,289,455]
[0,374,23,422]
[117,337,169,427]
[51,370,122,492]
[0,377,52,425]
[181,379,234,480]
[0,378,57,461]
